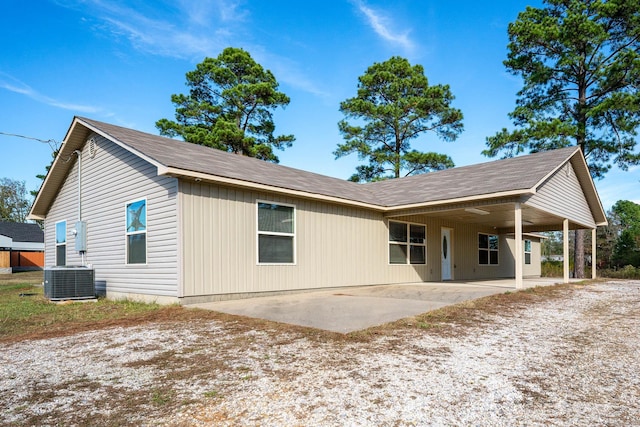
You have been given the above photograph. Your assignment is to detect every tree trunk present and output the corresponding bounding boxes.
[574,58,587,280]
[574,229,585,278]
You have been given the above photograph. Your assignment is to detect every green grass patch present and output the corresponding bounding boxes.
[417,321,440,329]
[203,390,220,398]
[0,277,163,342]
[0,270,43,285]
[150,388,175,406]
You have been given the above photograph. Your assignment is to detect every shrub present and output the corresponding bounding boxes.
[541,260,575,277]
[600,265,640,279]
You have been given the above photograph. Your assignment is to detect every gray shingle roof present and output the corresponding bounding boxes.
[79,117,384,206]
[78,117,579,208]
[0,221,44,243]
[366,147,578,205]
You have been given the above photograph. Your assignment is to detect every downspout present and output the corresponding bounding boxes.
[74,150,84,266]
[75,150,82,221]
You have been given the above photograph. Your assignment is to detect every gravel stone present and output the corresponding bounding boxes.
[1,281,639,426]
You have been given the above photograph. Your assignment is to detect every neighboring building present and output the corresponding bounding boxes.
[28,117,607,303]
[0,221,45,273]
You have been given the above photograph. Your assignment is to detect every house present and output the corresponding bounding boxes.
[28,117,607,303]
[0,221,45,273]
[542,254,564,262]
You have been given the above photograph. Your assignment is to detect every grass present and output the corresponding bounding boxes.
[0,271,181,343]
[0,284,163,342]
[150,388,175,406]
[0,270,43,285]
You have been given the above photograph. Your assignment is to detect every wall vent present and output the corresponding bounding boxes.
[88,137,97,158]
[44,266,95,300]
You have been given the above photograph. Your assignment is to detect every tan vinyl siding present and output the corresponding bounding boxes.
[180,182,527,298]
[44,134,179,297]
[501,237,542,278]
[180,182,431,298]
[525,162,596,228]
[387,215,519,281]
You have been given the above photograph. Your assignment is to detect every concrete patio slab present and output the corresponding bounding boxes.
[186,278,572,333]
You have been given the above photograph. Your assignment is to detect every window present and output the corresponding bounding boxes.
[389,221,426,264]
[126,199,146,264]
[257,202,295,264]
[55,221,66,266]
[524,239,532,265]
[479,233,499,265]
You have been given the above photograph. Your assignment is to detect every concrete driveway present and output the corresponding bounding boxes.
[187,278,568,333]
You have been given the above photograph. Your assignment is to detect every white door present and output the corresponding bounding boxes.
[441,228,452,280]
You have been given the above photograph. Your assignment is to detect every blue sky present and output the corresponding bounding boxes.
[1,0,638,212]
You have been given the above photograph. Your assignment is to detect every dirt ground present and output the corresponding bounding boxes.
[1,280,639,426]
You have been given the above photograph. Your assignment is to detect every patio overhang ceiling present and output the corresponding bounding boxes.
[385,199,592,233]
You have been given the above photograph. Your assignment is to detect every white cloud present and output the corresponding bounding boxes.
[181,0,248,24]
[58,0,246,60]
[252,49,330,99]
[53,0,327,98]
[352,0,414,52]
[0,72,101,113]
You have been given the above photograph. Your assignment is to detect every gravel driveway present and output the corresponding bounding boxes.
[2,280,639,426]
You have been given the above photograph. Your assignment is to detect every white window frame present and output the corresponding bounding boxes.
[125,198,147,265]
[388,220,426,265]
[478,232,499,266]
[256,200,296,265]
[55,220,66,266]
[524,239,532,265]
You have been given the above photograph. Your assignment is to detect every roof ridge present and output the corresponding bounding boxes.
[34,117,589,214]
[78,117,579,200]
[76,117,386,206]
[363,146,580,188]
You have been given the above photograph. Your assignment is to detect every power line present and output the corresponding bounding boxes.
[0,131,61,153]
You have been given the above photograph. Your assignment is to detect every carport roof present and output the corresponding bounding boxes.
[365,148,577,206]
[29,117,605,226]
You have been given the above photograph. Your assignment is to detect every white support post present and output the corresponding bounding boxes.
[563,219,570,284]
[592,228,597,279]
[515,202,523,289]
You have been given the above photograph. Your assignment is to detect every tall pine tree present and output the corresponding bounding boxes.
[157,47,294,163]
[335,56,463,182]
[484,0,640,277]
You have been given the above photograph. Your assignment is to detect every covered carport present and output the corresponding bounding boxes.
[388,200,603,288]
[379,146,607,288]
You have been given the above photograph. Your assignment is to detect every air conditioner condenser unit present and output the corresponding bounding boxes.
[44,266,95,301]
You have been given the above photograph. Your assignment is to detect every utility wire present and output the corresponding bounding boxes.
[0,131,61,153]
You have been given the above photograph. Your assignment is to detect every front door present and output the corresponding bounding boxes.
[441,228,452,280]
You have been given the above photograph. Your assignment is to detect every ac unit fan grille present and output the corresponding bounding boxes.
[44,267,95,300]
